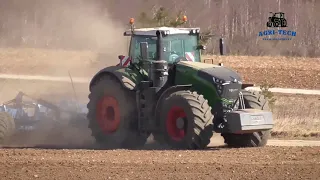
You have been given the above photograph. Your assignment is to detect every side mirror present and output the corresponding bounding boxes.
[140,42,148,60]
[197,45,206,50]
[117,55,125,66]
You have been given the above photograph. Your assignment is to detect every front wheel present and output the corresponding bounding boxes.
[154,90,214,149]
[221,90,271,147]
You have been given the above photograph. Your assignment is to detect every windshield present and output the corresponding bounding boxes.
[163,34,200,63]
[129,34,200,63]
[130,35,157,62]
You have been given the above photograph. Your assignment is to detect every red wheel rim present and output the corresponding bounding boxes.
[96,96,120,134]
[166,106,187,141]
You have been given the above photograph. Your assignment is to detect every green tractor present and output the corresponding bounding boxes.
[86,22,274,150]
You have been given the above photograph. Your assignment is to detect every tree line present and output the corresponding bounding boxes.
[0,0,318,57]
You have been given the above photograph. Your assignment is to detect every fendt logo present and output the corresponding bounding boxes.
[258,12,297,41]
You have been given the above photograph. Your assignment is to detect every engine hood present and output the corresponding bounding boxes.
[177,61,242,83]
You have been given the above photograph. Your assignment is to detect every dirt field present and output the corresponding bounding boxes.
[0,48,319,180]
[0,146,319,180]
[0,48,319,89]
[202,55,320,89]
[271,94,320,139]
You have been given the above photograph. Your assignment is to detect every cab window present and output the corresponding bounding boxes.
[129,34,201,64]
[129,35,157,63]
[163,34,200,63]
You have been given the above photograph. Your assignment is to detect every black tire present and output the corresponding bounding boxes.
[87,75,149,149]
[154,90,214,149]
[0,112,15,144]
[221,90,271,148]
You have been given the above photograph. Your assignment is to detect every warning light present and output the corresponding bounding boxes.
[129,18,135,24]
[182,15,187,22]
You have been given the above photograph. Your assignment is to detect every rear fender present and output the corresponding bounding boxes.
[89,66,136,91]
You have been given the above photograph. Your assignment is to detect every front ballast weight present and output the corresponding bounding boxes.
[215,91,274,134]
[225,109,273,133]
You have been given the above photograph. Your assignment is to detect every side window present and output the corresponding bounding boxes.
[170,40,183,56]
[129,36,157,62]
[184,38,195,52]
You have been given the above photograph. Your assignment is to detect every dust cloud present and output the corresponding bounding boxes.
[0,0,128,55]
[0,0,131,148]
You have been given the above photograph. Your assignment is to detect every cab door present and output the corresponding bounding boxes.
[129,35,157,63]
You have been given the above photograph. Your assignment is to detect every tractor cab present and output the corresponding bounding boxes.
[118,16,206,66]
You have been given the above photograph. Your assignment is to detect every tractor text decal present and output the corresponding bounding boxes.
[258,12,297,41]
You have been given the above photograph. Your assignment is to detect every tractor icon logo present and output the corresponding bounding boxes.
[267,12,287,28]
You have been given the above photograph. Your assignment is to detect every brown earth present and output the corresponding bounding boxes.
[202,55,320,89]
[0,48,319,89]
[0,147,320,180]
[271,94,320,139]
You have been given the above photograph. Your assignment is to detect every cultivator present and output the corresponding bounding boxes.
[0,91,87,144]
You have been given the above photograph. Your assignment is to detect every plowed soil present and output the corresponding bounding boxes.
[0,48,319,89]
[0,147,319,180]
[203,55,320,89]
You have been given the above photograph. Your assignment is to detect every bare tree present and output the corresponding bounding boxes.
[0,0,318,57]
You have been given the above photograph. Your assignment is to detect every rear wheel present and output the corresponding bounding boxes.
[87,75,148,149]
[0,112,15,144]
[154,90,214,149]
[221,90,271,148]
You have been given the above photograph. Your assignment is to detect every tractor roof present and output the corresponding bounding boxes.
[124,26,200,36]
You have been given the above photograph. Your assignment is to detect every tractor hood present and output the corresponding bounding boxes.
[177,61,242,83]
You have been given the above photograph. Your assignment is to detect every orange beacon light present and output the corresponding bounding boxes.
[182,15,187,22]
[129,18,135,24]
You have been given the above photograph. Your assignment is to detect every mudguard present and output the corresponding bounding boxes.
[89,65,137,91]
